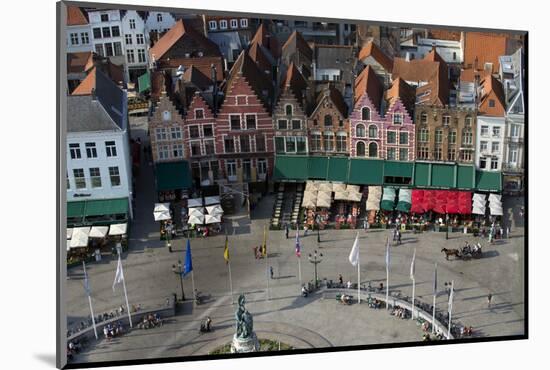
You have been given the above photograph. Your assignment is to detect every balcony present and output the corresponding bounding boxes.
[506,136,524,144]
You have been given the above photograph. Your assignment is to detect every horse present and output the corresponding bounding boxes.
[441,248,461,260]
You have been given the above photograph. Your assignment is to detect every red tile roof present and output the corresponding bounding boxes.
[385,77,416,116]
[72,67,97,95]
[282,31,313,61]
[149,19,221,62]
[67,6,88,26]
[182,65,213,91]
[224,50,274,111]
[67,52,95,74]
[354,65,383,112]
[463,32,508,73]
[427,29,461,41]
[71,62,124,95]
[358,41,393,72]
[478,75,506,116]
[251,23,281,59]
[459,67,491,83]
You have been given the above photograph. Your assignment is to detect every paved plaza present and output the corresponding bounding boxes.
[66,117,525,363]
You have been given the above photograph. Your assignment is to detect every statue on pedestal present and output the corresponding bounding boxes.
[231,294,259,353]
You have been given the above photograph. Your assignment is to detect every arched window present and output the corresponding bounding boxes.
[356,124,366,137]
[162,111,171,121]
[368,125,378,138]
[368,142,378,158]
[465,115,472,127]
[362,107,371,121]
[324,114,332,127]
[356,141,366,156]
[285,104,293,116]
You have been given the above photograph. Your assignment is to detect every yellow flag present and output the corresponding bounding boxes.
[223,235,230,264]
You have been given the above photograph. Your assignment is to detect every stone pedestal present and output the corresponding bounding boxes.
[230,333,259,353]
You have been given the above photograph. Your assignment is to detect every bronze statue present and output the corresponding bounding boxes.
[235,294,253,339]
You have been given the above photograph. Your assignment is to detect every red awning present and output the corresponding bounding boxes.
[433,190,448,214]
[457,191,472,214]
[422,190,436,212]
[411,189,425,213]
[446,191,460,214]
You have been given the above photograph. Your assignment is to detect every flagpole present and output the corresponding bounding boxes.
[117,249,133,328]
[410,248,416,321]
[432,263,437,334]
[265,224,269,301]
[228,261,234,305]
[385,238,389,310]
[448,280,454,338]
[297,224,302,288]
[191,270,196,307]
[411,277,415,321]
[357,259,361,304]
[82,262,98,339]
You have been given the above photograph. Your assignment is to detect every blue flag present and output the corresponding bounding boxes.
[183,239,193,277]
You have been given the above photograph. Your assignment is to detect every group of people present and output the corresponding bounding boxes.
[103,321,124,340]
[367,297,382,309]
[461,241,482,256]
[391,306,409,319]
[138,313,163,329]
[67,340,82,358]
[253,246,266,259]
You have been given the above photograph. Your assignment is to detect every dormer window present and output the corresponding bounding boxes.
[220,20,228,29]
[162,111,171,121]
[240,19,248,28]
[489,99,495,108]
[361,107,371,121]
[208,21,217,30]
[420,112,428,124]
[393,113,403,125]
[230,19,238,29]
[197,51,204,57]
[285,104,293,116]
[195,109,204,119]
[157,13,163,22]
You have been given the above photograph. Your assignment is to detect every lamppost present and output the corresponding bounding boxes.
[172,260,186,301]
[165,222,172,252]
[308,250,323,289]
[445,213,449,240]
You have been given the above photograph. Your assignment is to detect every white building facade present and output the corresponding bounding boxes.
[121,10,150,82]
[67,22,93,54]
[145,11,176,33]
[475,116,506,172]
[88,10,126,68]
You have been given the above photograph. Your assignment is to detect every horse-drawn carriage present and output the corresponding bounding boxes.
[441,243,482,261]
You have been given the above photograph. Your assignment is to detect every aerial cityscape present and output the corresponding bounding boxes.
[63,3,525,365]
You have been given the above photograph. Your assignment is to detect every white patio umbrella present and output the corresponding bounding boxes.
[318,182,333,193]
[89,226,109,238]
[154,210,171,221]
[204,196,221,206]
[317,191,332,208]
[188,207,205,217]
[302,197,317,208]
[205,214,222,224]
[334,190,349,201]
[154,203,170,213]
[66,228,73,240]
[70,227,91,248]
[109,223,127,236]
[332,183,347,192]
[347,190,363,202]
[188,214,205,225]
[205,204,224,215]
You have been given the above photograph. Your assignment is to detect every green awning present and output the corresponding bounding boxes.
[431,164,455,188]
[155,161,192,191]
[457,165,475,189]
[308,156,329,180]
[414,163,431,188]
[384,161,414,178]
[273,155,309,181]
[327,157,349,182]
[84,198,128,217]
[381,187,397,210]
[138,71,151,93]
[348,158,384,185]
[476,170,502,192]
[67,201,86,219]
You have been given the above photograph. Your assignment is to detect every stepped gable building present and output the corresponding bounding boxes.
[149,19,224,82]
[281,31,313,79]
[273,62,310,155]
[307,85,349,156]
[214,51,275,184]
[349,65,384,158]
[380,77,416,161]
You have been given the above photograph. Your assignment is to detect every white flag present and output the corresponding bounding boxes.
[409,248,416,280]
[349,233,360,267]
[112,256,125,291]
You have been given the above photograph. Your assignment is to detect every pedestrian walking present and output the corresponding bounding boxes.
[303,224,308,236]
[363,218,368,232]
[397,230,402,245]
[338,274,343,285]
[270,266,274,279]
[253,246,258,259]
[506,226,510,238]
[487,293,492,308]
[285,223,289,239]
